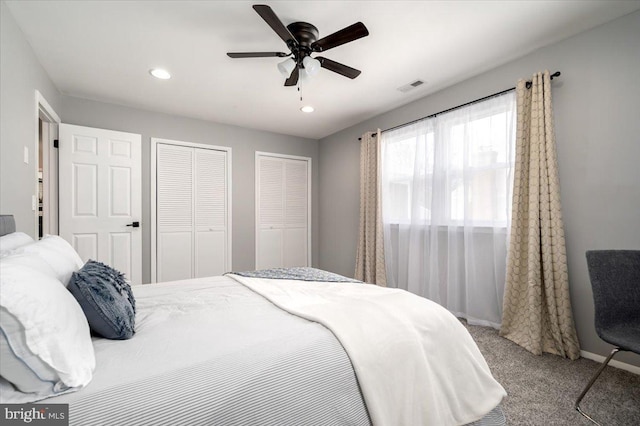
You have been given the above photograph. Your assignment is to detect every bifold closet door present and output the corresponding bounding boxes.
[156,143,228,282]
[256,154,310,270]
[156,144,193,282]
[194,148,227,278]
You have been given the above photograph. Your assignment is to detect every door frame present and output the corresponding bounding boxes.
[255,151,312,269]
[150,138,232,283]
[34,90,60,237]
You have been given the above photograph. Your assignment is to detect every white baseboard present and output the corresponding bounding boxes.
[580,350,640,375]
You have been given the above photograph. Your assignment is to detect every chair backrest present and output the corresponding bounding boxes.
[586,250,640,336]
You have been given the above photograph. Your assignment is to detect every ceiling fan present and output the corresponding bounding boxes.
[227,4,369,86]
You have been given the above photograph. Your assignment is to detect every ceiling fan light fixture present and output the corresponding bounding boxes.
[302,56,321,76]
[301,105,314,113]
[277,58,296,78]
[149,68,171,80]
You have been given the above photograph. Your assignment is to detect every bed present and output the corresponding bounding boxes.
[0,215,506,425]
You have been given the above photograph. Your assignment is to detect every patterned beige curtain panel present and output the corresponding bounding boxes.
[355,130,387,286]
[500,71,580,360]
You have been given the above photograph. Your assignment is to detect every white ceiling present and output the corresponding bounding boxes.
[6,1,640,139]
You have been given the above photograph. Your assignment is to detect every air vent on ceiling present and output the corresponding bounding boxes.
[397,79,426,93]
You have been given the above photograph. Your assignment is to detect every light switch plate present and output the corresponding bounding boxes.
[24,146,29,164]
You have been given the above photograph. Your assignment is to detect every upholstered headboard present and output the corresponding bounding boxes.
[0,215,16,236]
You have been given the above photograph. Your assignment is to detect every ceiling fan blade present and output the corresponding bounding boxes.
[227,52,289,58]
[311,22,369,52]
[317,57,361,79]
[284,66,299,86]
[253,4,296,45]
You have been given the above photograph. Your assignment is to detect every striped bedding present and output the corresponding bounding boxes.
[43,275,504,425]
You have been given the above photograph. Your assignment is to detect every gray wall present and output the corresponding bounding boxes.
[61,96,319,284]
[0,1,61,234]
[318,10,640,366]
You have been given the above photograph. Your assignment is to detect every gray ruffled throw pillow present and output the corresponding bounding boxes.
[68,260,136,340]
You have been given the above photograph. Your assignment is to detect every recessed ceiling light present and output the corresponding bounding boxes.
[149,68,171,80]
[301,106,314,113]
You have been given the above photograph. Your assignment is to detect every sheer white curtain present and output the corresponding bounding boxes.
[381,92,516,328]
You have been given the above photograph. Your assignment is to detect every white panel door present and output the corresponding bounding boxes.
[256,154,310,270]
[59,124,142,284]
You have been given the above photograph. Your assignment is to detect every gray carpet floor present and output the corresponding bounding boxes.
[464,321,640,425]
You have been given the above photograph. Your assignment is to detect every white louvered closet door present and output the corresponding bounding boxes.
[194,149,227,278]
[283,160,309,267]
[256,154,310,269]
[157,144,193,282]
[156,143,229,282]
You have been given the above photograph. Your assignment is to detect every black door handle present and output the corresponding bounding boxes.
[126,221,140,228]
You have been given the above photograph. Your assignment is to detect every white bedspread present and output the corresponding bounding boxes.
[228,275,507,426]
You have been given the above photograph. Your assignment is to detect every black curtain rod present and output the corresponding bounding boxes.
[359,71,561,140]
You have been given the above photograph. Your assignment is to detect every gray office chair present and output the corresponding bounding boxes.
[575,250,640,425]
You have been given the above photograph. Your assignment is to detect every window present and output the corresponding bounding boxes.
[380,92,516,328]
[382,93,516,227]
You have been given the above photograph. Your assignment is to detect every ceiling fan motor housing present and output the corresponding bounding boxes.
[287,22,318,66]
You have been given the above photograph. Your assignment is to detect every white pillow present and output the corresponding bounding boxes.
[0,262,95,401]
[0,308,60,394]
[0,232,34,256]
[0,252,57,278]
[14,235,84,286]
[0,254,59,394]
